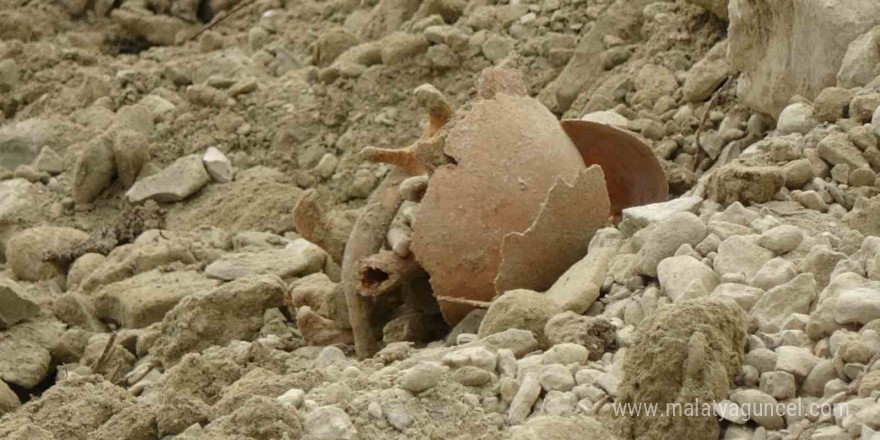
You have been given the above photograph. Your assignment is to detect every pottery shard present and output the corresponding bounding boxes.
[412,88,586,325]
[494,166,610,295]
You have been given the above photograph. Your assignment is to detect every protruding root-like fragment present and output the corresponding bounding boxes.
[293,189,347,262]
[357,250,425,297]
[414,83,454,135]
[342,168,410,358]
[359,83,455,176]
[359,145,425,176]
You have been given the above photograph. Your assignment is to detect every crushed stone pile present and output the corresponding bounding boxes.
[2,0,880,438]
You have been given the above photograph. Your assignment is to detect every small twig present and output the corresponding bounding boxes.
[91,333,118,374]
[434,295,492,309]
[694,75,735,171]
[186,0,259,42]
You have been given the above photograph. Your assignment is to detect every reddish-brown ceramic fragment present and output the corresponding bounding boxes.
[494,166,611,295]
[412,80,586,326]
[560,120,668,221]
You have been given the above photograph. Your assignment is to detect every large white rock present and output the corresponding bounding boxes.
[683,40,731,103]
[750,257,797,291]
[657,256,719,302]
[636,212,707,278]
[620,196,702,231]
[715,235,774,281]
[401,361,444,393]
[544,237,616,314]
[750,273,818,333]
[205,245,325,281]
[126,154,210,204]
[835,287,880,325]
[203,147,233,183]
[777,103,819,135]
[729,0,880,117]
[775,345,820,379]
[838,25,880,89]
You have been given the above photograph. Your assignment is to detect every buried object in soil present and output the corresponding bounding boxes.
[349,68,666,354]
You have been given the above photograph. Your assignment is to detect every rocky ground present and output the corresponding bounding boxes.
[2,0,880,438]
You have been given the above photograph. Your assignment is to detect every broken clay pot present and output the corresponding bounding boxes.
[361,67,667,327]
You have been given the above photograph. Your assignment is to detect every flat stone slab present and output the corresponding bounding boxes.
[126,154,210,203]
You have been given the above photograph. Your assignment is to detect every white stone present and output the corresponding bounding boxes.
[751,273,818,333]
[442,346,497,371]
[683,40,730,103]
[304,406,356,440]
[0,279,39,329]
[636,212,708,278]
[745,348,778,374]
[750,257,797,291]
[715,235,774,281]
[712,283,764,312]
[202,147,233,183]
[729,0,880,117]
[581,110,629,128]
[313,153,338,179]
[139,94,176,119]
[126,154,210,203]
[717,201,760,226]
[621,196,702,232]
[777,103,819,135]
[33,146,63,175]
[835,286,880,324]
[714,400,748,424]
[657,256,720,302]
[508,372,541,425]
[837,26,880,88]
[315,346,346,368]
[542,391,577,415]
[277,388,305,408]
[775,345,820,379]
[497,348,517,378]
[729,389,784,430]
[384,403,413,431]
[401,361,444,393]
[594,372,618,397]
[758,225,803,255]
[538,364,575,392]
[542,343,589,366]
[812,425,853,440]
[758,371,796,400]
